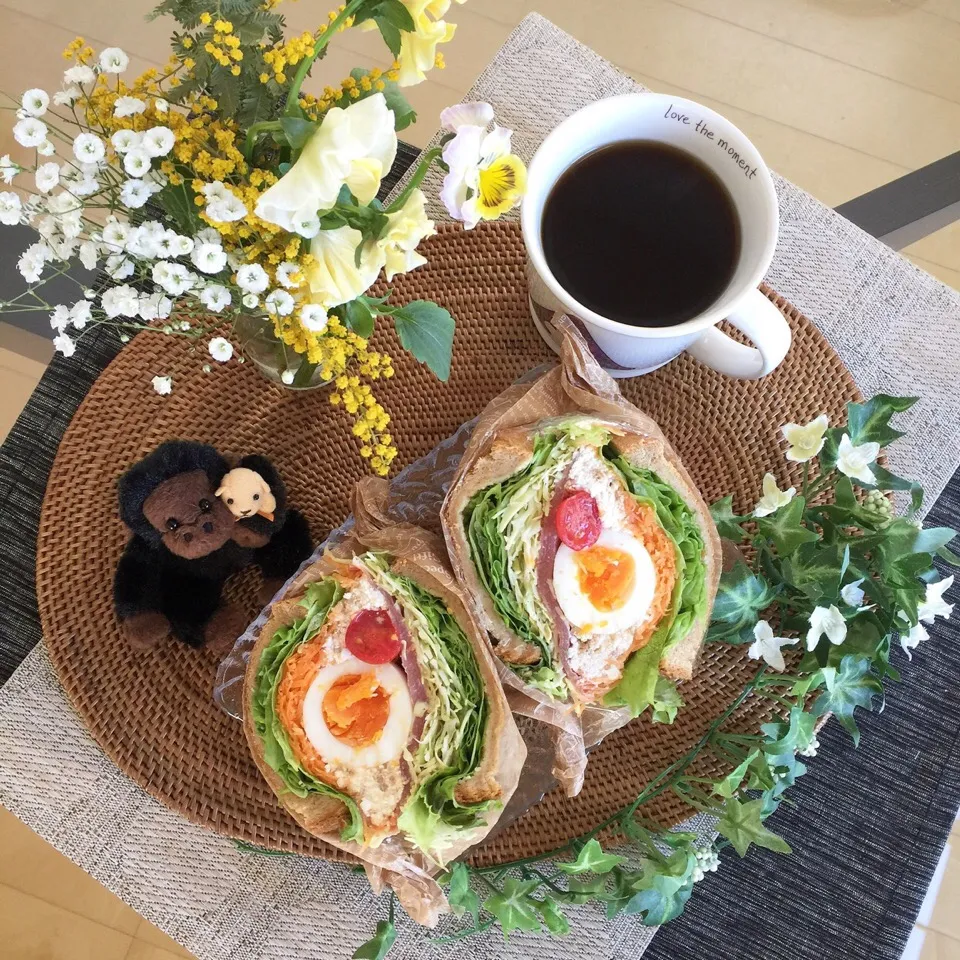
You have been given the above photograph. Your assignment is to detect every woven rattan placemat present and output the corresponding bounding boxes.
[35,220,860,865]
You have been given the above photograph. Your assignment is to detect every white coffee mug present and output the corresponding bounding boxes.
[521,93,790,379]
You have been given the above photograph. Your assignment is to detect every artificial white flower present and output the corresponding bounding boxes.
[152,375,172,395]
[208,336,234,362]
[71,175,99,198]
[53,331,76,357]
[114,96,146,118]
[79,240,100,270]
[124,220,165,258]
[753,472,796,518]
[73,132,105,164]
[292,216,320,239]
[138,292,173,321]
[69,301,92,329]
[264,289,295,316]
[174,234,194,256]
[105,253,134,280]
[900,621,928,660]
[49,305,71,331]
[205,192,247,223]
[798,736,820,758]
[440,101,494,133]
[918,576,954,624]
[152,261,196,296]
[300,304,328,333]
[275,261,301,289]
[99,47,129,74]
[111,129,142,154]
[32,162,58,195]
[37,140,56,157]
[0,155,18,184]
[242,293,260,309]
[141,126,175,158]
[123,148,152,178]
[64,64,95,85]
[153,230,179,258]
[748,619,797,672]
[100,284,140,318]
[202,181,230,202]
[236,263,270,294]
[781,414,829,463]
[154,98,169,114]
[195,226,221,246]
[199,285,231,312]
[441,116,526,229]
[54,85,82,107]
[306,225,383,310]
[280,369,295,385]
[840,578,866,608]
[14,117,47,148]
[120,179,151,208]
[191,242,227,275]
[835,433,880,485]
[101,219,130,252]
[17,241,49,282]
[0,192,23,226]
[255,94,397,232]
[21,88,49,117]
[379,188,435,279]
[806,604,847,651]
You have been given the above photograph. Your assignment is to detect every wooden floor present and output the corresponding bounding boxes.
[0,1,959,958]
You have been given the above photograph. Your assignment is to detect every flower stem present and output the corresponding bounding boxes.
[384,147,443,213]
[291,357,319,388]
[284,0,368,118]
[243,120,284,161]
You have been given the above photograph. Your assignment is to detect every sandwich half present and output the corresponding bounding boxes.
[244,544,519,869]
[443,413,720,719]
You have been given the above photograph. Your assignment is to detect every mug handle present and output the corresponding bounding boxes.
[685,288,791,379]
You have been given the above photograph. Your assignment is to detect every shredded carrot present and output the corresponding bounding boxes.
[626,498,678,653]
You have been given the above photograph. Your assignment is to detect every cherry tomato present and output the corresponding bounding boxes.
[555,490,602,551]
[345,609,402,664]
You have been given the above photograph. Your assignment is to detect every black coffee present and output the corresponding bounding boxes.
[541,140,741,328]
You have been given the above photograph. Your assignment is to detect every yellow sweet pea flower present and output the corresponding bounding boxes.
[378,189,436,279]
[254,93,397,235]
[305,225,384,310]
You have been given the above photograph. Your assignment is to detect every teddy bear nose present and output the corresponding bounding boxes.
[202,521,214,534]
[183,532,193,543]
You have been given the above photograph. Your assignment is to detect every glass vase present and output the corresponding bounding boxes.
[233,312,328,390]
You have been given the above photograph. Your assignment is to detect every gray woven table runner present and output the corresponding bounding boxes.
[1,15,959,960]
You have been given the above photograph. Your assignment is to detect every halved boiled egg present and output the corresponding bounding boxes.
[553,527,656,634]
[301,656,413,767]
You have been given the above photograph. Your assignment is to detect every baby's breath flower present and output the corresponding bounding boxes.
[114,96,146,118]
[73,132,105,164]
[21,88,50,117]
[208,336,233,362]
[14,117,47,148]
[53,331,76,357]
[152,375,172,395]
[99,47,129,73]
[281,369,295,385]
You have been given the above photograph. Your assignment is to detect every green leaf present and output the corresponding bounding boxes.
[716,797,792,857]
[556,874,607,904]
[712,750,759,798]
[483,879,542,937]
[834,475,857,510]
[937,542,960,566]
[279,116,317,150]
[371,0,416,30]
[826,615,883,665]
[868,464,924,516]
[352,920,397,960]
[342,298,376,338]
[710,495,745,541]
[845,394,917,447]
[781,541,844,602]
[392,300,456,381]
[374,16,403,56]
[813,654,882,746]
[650,676,684,724]
[761,705,817,765]
[350,67,416,130]
[556,838,627,875]
[756,496,819,556]
[913,526,958,555]
[446,863,479,925]
[708,562,778,640]
[622,850,697,925]
[154,175,200,235]
[536,899,571,936]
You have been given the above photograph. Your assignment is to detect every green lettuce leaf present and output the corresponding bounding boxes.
[249,578,365,843]
[601,453,708,717]
[357,554,493,859]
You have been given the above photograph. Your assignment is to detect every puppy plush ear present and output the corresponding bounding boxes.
[215,485,226,497]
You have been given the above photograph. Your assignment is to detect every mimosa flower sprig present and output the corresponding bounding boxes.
[342,394,956,956]
[0,0,525,477]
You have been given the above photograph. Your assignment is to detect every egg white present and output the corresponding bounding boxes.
[301,656,413,768]
[553,527,656,635]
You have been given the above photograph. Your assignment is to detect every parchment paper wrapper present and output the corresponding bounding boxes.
[243,478,526,927]
[441,316,721,797]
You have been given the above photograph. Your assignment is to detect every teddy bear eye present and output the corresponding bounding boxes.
[166,517,180,531]
[199,498,212,512]
[253,493,260,501]
[226,497,234,505]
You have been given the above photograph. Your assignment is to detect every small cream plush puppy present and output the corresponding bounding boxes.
[215,467,277,521]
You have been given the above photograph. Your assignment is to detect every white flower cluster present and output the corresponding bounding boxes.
[692,845,720,883]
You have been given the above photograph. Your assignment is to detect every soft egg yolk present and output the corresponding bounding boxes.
[575,546,637,612]
[321,673,390,747]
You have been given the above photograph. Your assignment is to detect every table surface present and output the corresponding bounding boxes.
[2,26,960,960]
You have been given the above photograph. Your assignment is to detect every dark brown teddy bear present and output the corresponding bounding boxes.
[113,440,312,651]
